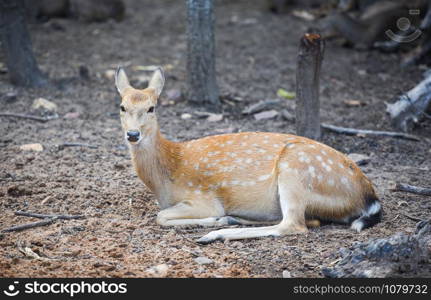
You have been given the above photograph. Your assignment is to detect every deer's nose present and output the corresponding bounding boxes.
[127,130,140,142]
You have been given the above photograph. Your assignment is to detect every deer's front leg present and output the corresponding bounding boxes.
[156,201,233,227]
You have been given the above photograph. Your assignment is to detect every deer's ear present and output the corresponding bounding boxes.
[115,66,131,97]
[148,67,165,98]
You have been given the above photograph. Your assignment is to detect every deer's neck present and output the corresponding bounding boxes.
[129,129,179,209]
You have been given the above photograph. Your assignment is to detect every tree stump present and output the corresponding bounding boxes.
[186,0,220,112]
[295,33,325,141]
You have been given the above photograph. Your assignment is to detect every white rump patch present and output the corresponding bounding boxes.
[351,219,364,232]
[366,202,381,216]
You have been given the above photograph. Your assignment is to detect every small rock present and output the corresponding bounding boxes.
[145,264,169,278]
[104,69,116,81]
[181,113,192,120]
[348,153,371,166]
[207,114,223,122]
[343,99,364,107]
[254,110,278,121]
[20,143,43,152]
[165,89,182,102]
[32,98,57,112]
[194,256,213,265]
[282,270,292,278]
[357,69,367,76]
[133,74,151,87]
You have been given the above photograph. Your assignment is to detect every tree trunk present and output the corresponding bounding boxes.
[295,33,325,140]
[0,0,47,87]
[186,0,220,111]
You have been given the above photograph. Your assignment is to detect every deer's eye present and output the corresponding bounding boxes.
[147,106,155,113]
[120,105,126,112]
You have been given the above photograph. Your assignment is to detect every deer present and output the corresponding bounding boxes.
[115,66,382,244]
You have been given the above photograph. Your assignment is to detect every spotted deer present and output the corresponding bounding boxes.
[115,67,382,244]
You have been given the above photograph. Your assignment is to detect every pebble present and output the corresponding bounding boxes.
[282,270,292,278]
[145,264,169,277]
[181,113,192,120]
[32,98,57,112]
[194,256,213,265]
[20,143,43,152]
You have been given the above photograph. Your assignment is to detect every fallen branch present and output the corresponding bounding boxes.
[15,211,85,220]
[0,112,58,122]
[2,217,58,233]
[242,99,282,115]
[321,123,421,141]
[393,183,431,197]
[386,74,431,132]
[58,143,98,149]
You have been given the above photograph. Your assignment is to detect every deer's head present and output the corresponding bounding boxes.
[115,67,165,146]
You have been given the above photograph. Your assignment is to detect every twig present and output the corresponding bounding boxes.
[15,211,85,220]
[393,183,431,196]
[2,217,58,233]
[0,112,58,122]
[58,143,98,149]
[321,123,421,141]
[403,214,424,223]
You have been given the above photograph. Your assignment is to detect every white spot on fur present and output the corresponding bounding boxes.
[280,162,289,169]
[328,159,333,165]
[245,158,252,164]
[366,202,381,216]
[321,150,327,156]
[288,144,295,148]
[316,155,322,161]
[258,174,271,181]
[245,149,253,154]
[188,182,193,187]
[194,163,199,170]
[341,177,349,185]
[266,155,274,160]
[194,190,202,195]
[227,141,233,145]
[328,179,335,186]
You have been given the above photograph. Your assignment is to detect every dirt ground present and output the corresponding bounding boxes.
[1,0,430,278]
